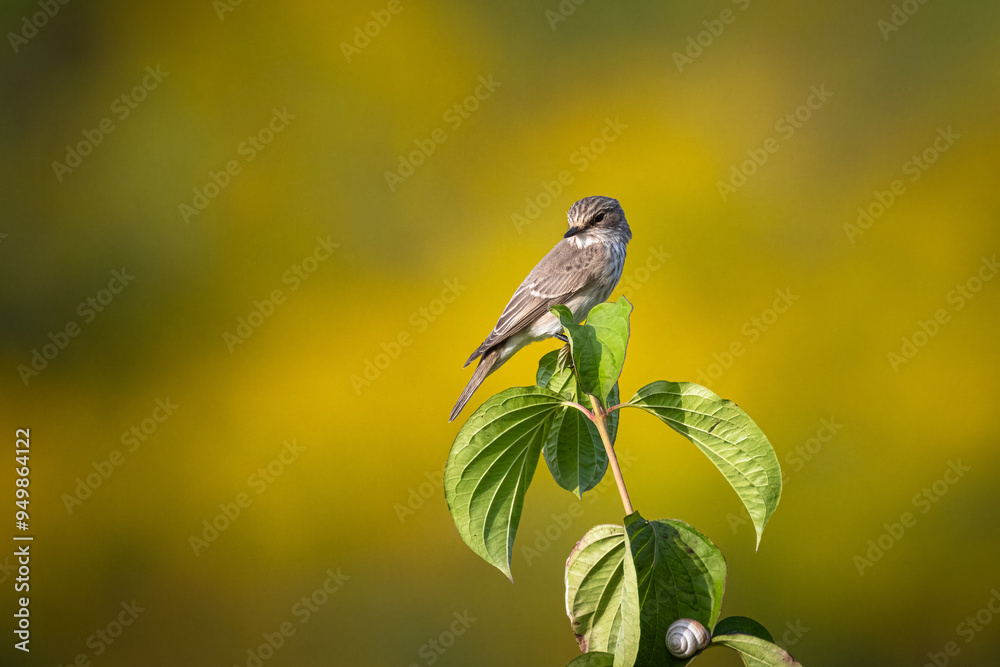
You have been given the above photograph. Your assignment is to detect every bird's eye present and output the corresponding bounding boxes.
[592,213,605,224]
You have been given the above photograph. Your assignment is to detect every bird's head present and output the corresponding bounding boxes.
[563,196,631,245]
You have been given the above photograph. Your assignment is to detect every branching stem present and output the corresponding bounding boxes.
[562,401,594,420]
[561,339,633,515]
[588,395,634,516]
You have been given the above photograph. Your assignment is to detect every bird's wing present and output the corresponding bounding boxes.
[464,241,601,366]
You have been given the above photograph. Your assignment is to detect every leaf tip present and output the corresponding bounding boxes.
[497,561,514,583]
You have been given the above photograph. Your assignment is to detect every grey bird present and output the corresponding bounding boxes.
[450,195,631,421]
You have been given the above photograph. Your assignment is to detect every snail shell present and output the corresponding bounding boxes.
[665,618,711,658]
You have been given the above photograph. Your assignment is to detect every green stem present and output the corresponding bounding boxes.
[560,338,633,514]
[588,394,634,516]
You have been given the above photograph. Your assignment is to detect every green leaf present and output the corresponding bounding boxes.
[626,382,782,548]
[537,349,577,398]
[616,520,641,667]
[550,297,632,409]
[444,386,566,579]
[544,406,609,497]
[565,525,627,655]
[713,616,774,643]
[537,351,619,497]
[709,634,802,666]
[566,652,615,667]
[619,513,728,667]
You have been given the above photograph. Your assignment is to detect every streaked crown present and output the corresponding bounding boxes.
[565,196,631,242]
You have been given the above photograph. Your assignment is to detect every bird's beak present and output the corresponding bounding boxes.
[563,227,581,238]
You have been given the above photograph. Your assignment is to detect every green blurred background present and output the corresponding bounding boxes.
[1,1,999,665]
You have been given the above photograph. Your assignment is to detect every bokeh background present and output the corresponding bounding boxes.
[2,1,999,665]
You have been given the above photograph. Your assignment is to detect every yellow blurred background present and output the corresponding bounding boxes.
[1,1,999,665]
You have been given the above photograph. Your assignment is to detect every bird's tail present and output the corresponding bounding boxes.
[450,347,501,422]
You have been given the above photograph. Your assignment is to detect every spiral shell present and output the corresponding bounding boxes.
[665,618,711,658]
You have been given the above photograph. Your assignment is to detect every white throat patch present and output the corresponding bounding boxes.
[568,233,598,249]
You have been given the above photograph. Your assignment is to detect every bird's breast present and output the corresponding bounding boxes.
[525,239,628,340]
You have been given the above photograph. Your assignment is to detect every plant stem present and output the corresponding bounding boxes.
[563,401,595,420]
[589,395,634,516]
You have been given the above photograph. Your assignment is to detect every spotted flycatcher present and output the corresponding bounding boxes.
[450,195,631,421]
